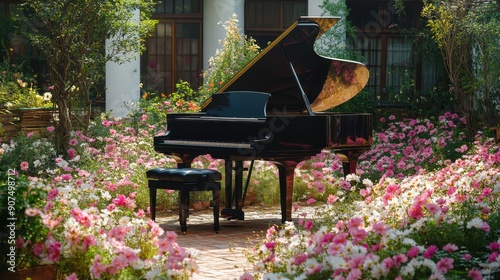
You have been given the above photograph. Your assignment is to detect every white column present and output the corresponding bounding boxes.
[105,55,140,118]
[105,11,140,118]
[308,0,324,16]
[203,0,245,71]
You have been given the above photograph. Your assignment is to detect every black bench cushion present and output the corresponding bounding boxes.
[146,168,222,183]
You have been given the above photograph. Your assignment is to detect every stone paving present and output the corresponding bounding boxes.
[155,205,315,280]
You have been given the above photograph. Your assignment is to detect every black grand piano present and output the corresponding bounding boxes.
[154,17,372,223]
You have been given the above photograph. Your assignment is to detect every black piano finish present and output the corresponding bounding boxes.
[153,17,372,222]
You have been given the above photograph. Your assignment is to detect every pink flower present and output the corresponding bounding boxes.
[488,251,499,262]
[407,246,420,258]
[65,273,78,280]
[46,237,62,262]
[423,245,438,259]
[90,256,107,278]
[327,194,339,204]
[382,256,394,269]
[69,138,78,146]
[293,253,308,265]
[67,148,76,159]
[106,203,116,212]
[20,161,29,171]
[340,180,351,190]
[462,254,472,260]
[372,222,388,236]
[112,194,128,206]
[239,272,254,280]
[332,232,348,245]
[350,228,367,243]
[306,198,316,205]
[264,242,276,250]
[425,203,440,215]
[436,257,453,273]
[82,236,96,251]
[347,217,362,229]
[313,181,325,193]
[408,203,424,219]
[304,219,314,230]
[489,242,500,251]
[47,126,55,132]
[442,243,458,253]
[25,208,41,217]
[47,188,59,200]
[468,268,483,280]
[135,209,146,218]
[32,242,45,257]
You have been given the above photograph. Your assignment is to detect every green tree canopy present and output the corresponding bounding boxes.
[421,0,500,136]
[15,0,157,153]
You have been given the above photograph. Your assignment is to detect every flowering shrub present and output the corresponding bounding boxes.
[0,61,52,109]
[27,162,198,279]
[1,132,57,176]
[198,13,260,101]
[357,112,468,182]
[1,109,498,279]
[0,172,48,270]
[128,84,200,135]
[0,116,195,278]
[242,134,500,279]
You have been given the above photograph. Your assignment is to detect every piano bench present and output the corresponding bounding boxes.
[146,167,222,234]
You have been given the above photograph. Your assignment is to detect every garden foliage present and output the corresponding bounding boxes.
[1,109,499,279]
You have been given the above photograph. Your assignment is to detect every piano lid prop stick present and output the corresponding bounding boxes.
[281,45,315,116]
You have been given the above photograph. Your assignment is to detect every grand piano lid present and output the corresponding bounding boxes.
[202,16,369,114]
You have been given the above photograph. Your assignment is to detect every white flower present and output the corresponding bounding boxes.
[144,268,163,280]
[130,258,144,270]
[467,217,484,229]
[362,178,373,187]
[68,199,78,208]
[43,92,52,101]
[253,262,265,273]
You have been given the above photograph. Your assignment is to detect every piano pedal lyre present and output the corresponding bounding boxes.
[221,208,245,220]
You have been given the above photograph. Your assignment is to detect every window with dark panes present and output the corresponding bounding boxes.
[143,0,202,95]
[1,1,24,61]
[245,0,307,48]
[347,0,445,103]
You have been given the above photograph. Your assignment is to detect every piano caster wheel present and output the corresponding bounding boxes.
[215,230,219,234]
[182,231,187,235]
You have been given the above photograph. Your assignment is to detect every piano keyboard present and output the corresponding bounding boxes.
[161,140,252,149]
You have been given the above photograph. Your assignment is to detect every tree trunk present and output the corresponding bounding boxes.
[55,89,72,156]
[455,87,477,139]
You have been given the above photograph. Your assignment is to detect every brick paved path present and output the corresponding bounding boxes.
[155,205,314,280]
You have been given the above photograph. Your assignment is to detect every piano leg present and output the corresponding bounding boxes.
[224,160,232,208]
[275,163,296,223]
[234,161,244,209]
[342,161,356,177]
[221,160,245,220]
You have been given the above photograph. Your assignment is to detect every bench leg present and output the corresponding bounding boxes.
[179,190,189,234]
[149,182,157,221]
[213,189,220,233]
